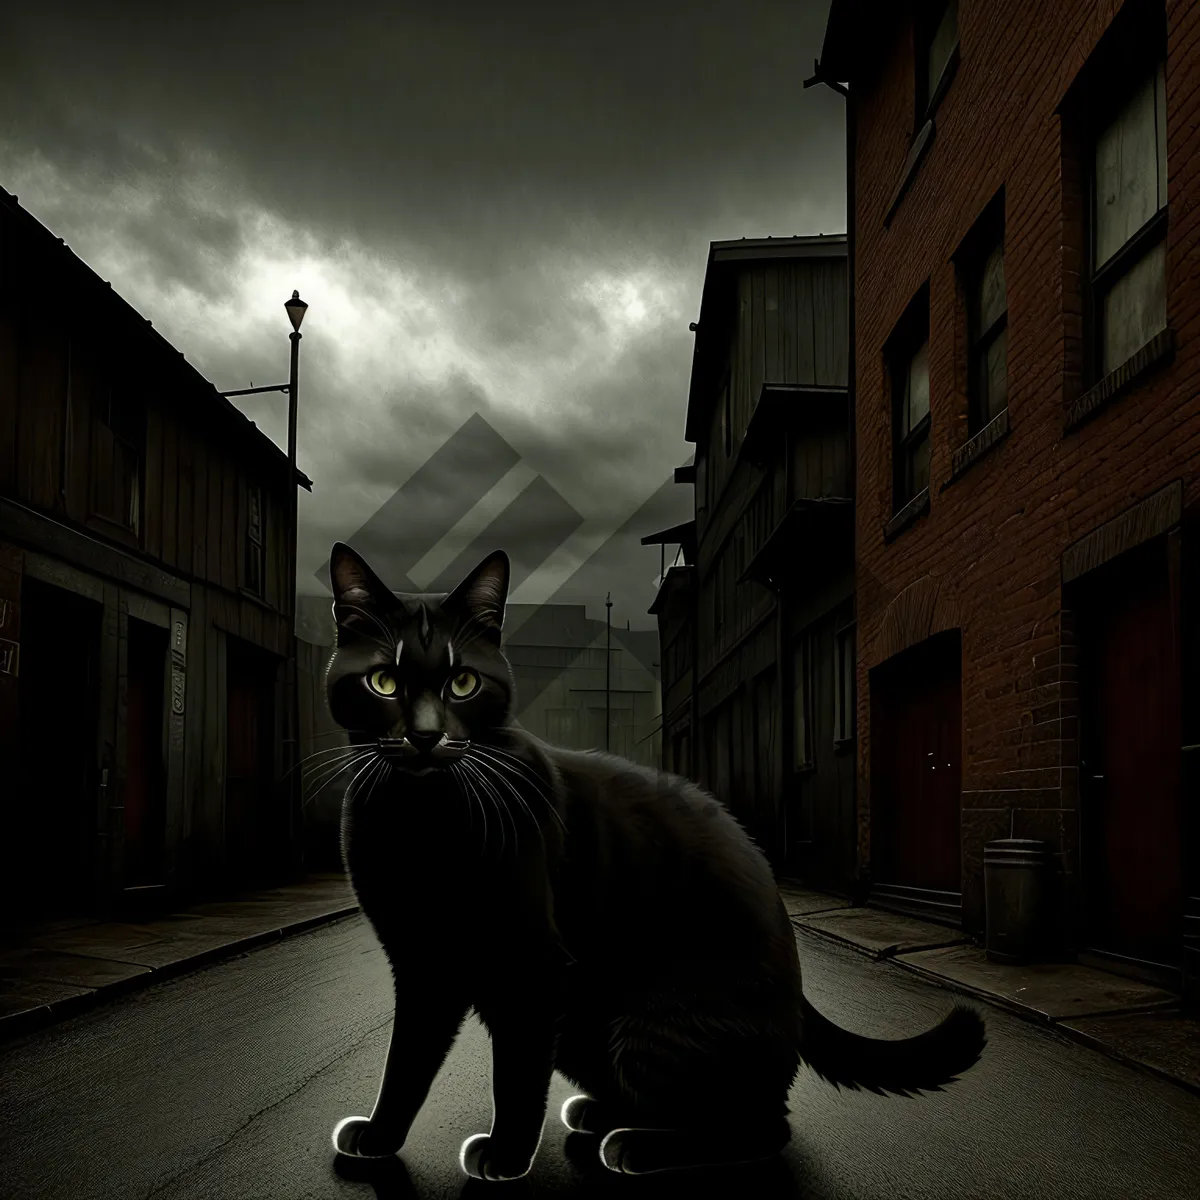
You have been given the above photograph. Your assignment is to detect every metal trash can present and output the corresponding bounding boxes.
[984,839,1051,963]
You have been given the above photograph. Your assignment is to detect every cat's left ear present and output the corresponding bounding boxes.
[444,550,509,644]
[329,542,395,643]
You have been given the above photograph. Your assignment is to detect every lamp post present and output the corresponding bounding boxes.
[605,592,612,752]
[219,289,308,636]
[219,290,308,878]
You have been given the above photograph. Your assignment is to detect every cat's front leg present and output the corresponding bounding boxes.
[333,978,470,1159]
[461,972,563,1181]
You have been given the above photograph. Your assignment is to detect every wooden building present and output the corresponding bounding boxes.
[647,235,855,889]
[814,0,1200,996]
[0,185,311,924]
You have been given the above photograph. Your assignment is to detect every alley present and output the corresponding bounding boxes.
[1,916,1196,1200]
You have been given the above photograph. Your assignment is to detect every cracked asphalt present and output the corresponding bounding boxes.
[1,914,1198,1200]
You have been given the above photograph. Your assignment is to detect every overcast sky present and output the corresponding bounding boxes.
[1,1,845,631]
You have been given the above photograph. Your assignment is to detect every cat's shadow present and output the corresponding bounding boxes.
[333,1152,420,1199]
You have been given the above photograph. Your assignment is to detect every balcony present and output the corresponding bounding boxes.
[737,496,853,590]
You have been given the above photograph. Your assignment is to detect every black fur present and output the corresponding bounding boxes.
[323,542,986,1178]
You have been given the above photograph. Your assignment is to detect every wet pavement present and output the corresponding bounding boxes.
[1,913,1198,1200]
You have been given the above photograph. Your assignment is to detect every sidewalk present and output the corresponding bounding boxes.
[0,872,360,1043]
[776,878,1200,1100]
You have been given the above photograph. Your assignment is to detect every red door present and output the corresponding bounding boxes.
[1077,539,1183,967]
[870,632,963,898]
[225,639,280,884]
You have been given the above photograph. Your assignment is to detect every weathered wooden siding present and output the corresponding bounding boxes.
[0,201,292,625]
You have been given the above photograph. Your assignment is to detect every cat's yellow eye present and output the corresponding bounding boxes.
[368,670,397,697]
[448,669,478,699]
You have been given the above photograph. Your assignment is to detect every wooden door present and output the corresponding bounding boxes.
[15,578,102,917]
[225,639,279,884]
[124,619,168,887]
[1077,539,1183,967]
[870,631,962,897]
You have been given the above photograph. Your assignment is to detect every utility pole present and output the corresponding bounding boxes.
[605,592,612,752]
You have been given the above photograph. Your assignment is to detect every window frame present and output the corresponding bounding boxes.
[1084,58,1168,386]
[91,385,145,535]
[888,290,932,513]
[963,200,1008,435]
[244,481,267,598]
[914,0,960,128]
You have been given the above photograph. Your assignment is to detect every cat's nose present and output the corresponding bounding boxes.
[405,730,443,755]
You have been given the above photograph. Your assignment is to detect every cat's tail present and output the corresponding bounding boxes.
[798,993,986,1096]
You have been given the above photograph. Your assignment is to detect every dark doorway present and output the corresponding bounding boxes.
[225,637,282,884]
[1075,537,1183,969]
[15,577,103,920]
[124,618,168,888]
[870,630,963,919]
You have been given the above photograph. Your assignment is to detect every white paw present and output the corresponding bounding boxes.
[332,1115,398,1158]
[459,1132,534,1181]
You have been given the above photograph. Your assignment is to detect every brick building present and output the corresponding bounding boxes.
[813,0,1200,996]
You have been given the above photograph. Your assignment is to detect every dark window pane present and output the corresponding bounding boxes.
[906,340,930,433]
[978,243,1006,332]
[1095,65,1165,267]
[982,326,1008,423]
[927,0,958,104]
[1102,238,1167,374]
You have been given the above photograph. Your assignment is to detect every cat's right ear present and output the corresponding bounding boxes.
[329,542,393,643]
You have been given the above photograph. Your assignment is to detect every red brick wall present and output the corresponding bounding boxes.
[852,0,1200,933]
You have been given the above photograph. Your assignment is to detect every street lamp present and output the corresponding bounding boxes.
[219,289,308,636]
[219,291,308,878]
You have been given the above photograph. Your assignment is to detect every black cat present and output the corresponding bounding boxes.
[324,542,985,1179]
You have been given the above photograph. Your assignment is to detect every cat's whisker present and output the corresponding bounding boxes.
[450,762,490,855]
[469,756,549,860]
[360,758,389,809]
[304,749,376,805]
[344,751,383,806]
[292,742,358,779]
[460,758,512,859]
[467,755,548,860]
[299,748,364,785]
[470,745,568,835]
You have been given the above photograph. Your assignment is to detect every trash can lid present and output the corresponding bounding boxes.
[984,838,1050,850]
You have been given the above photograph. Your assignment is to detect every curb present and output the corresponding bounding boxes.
[790,913,1197,1100]
[0,903,362,1045]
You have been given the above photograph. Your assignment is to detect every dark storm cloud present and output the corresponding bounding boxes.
[1,1,846,279]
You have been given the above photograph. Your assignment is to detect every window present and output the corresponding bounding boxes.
[91,387,144,532]
[890,291,932,511]
[967,224,1008,433]
[245,483,266,597]
[696,453,708,514]
[916,0,959,123]
[791,637,811,771]
[1089,60,1168,379]
[834,625,856,743]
